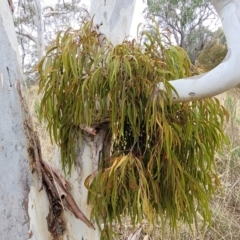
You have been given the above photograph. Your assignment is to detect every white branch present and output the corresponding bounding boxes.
[158,0,240,102]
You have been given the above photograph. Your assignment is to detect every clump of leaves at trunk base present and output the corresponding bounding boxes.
[38,20,228,238]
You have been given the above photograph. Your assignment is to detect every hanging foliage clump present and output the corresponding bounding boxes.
[38,20,228,238]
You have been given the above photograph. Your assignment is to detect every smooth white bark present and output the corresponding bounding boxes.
[1,0,20,61]
[0,1,48,239]
[90,0,137,45]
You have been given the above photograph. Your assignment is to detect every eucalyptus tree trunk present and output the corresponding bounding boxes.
[90,0,137,45]
[16,0,45,61]
[0,1,49,239]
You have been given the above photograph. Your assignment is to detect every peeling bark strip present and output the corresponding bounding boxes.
[41,159,95,230]
[17,82,95,238]
[45,186,65,239]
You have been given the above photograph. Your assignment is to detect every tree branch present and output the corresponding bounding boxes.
[16,31,37,43]
[158,0,240,102]
[44,10,70,18]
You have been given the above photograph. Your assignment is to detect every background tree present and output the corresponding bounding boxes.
[14,0,87,83]
[197,27,227,70]
[146,0,218,62]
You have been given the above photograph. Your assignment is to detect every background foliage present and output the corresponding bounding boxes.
[197,28,227,70]
[14,0,88,83]
[146,0,218,63]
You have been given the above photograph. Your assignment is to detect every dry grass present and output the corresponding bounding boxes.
[27,86,240,240]
[26,86,55,160]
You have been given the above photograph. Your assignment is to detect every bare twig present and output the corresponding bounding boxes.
[16,31,37,43]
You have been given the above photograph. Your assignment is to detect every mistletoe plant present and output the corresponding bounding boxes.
[38,20,228,239]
